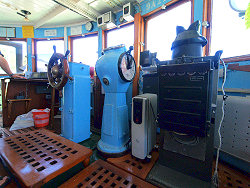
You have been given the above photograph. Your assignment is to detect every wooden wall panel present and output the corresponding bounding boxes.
[1,79,52,127]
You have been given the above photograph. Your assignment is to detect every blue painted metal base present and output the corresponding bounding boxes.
[61,62,91,143]
[96,92,130,155]
[97,139,129,155]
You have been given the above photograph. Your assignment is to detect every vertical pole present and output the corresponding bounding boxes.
[50,87,56,130]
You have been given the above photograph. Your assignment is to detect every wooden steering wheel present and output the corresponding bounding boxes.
[47,46,70,94]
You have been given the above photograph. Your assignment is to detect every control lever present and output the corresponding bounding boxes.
[126,46,134,69]
[53,45,56,53]
[63,50,73,80]
[65,50,70,58]
[126,46,134,55]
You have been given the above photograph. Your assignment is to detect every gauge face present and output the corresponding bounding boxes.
[118,53,136,82]
[85,21,93,31]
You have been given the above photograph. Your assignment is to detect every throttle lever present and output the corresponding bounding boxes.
[126,46,134,69]
[53,45,56,54]
[64,49,72,81]
[126,46,134,55]
[65,50,70,58]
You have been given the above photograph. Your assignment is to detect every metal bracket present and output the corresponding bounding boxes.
[202,21,210,28]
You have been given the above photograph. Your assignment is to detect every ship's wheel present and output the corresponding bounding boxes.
[47,46,70,96]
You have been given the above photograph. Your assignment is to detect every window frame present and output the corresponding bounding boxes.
[69,31,98,63]
[33,38,64,72]
[0,38,27,76]
[105,21,134,49]
[204,0,250,63]
[144,0,194,51]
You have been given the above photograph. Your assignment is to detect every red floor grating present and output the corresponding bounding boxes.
[0,127,37,138]
[0,129,92,187]
[212,161,250,188]
[59,159,157,188]
[107,151,159,180]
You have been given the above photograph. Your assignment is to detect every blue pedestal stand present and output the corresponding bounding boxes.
[95,45,131,156]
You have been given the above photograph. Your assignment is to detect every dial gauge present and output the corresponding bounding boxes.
[118,52,136,82]
[85,21,93,31]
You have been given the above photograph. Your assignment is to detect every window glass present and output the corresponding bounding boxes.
[146,1,191,60]
[0,40,27,74]
[36,40,64,72]
[210,0,250,58]
[107,24,134,50]
[72,35,98,67]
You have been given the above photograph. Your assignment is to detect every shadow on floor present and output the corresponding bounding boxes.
[42,133,103,187]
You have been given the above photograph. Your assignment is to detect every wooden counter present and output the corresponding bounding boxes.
[1,78,59,127]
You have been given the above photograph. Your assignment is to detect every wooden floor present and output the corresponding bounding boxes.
[107,151,159,180]
[59,160,157,188]
[212,161,250,188]
[0,126,37,138]
[0,129,92,187]
[0,127,249,187]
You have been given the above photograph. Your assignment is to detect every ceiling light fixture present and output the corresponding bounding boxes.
[52,0,99,21]
[17,9,31,21]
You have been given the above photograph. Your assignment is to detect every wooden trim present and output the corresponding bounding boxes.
[69,31,98,39]
[222,54,250,63]
[0,38,27,42]
[133,13,145,97]
[191,0,194,22]
[32,37,64,41]
[144,17,148,50]
[0,73,23,76]
[202,0,208,56]
[7,99,32,102]
[202,0,212,56]
[140,19,145,53]
[31,39,36,72]
[102,30,107,50]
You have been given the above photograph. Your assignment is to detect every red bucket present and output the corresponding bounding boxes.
[32,109,50,128]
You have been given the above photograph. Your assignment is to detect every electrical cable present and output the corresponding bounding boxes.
[212,59,227,187]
